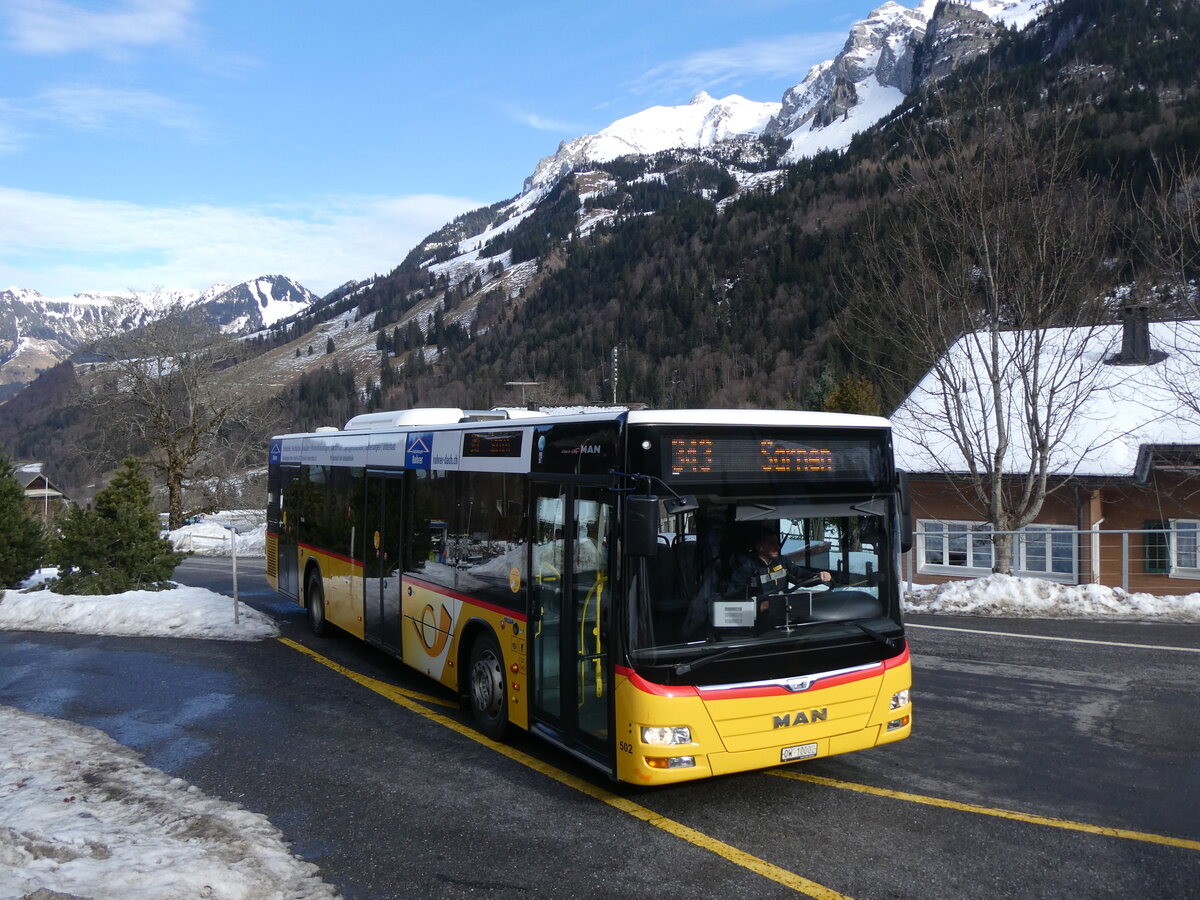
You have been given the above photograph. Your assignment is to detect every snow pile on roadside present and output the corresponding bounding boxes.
[170,522,266,556]
[0,705,338,900]
[904,574,1200,622]
[0,583,279,641]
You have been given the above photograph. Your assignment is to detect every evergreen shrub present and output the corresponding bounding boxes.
[0,453,47,589]
[50,457,186,595]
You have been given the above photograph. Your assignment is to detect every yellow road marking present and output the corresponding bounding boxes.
[278,638,458,708]
[278,637,848,899]
[770,770,1200,853]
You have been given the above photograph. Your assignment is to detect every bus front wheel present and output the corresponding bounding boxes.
[468,631,509,740]
[306,571,330,637]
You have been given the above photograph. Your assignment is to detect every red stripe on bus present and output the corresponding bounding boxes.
[297,543,362,568]
[403,575,528,621]
[884,643,910,669]
[615,667,701,698]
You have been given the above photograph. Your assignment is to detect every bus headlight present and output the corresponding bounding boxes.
[890,689,910,710]
[641,725,692,746]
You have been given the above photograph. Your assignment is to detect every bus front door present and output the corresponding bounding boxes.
[277,465,300,600]
[364,473,403,655]
[530,483,613,768]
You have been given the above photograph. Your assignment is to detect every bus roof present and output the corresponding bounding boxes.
[271,407,891,441]
[625,409,891,430]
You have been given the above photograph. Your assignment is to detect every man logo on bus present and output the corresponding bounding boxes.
[773,709,828,728]
[414,603,452,656]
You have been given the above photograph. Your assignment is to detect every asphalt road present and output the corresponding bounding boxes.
[1,556,1197,899]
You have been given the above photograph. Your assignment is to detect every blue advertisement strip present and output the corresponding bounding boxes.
[406,432,433,470]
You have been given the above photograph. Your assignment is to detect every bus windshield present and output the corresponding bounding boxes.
[627,494,897,662]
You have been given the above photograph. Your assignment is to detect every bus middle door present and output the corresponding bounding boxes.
[364,472,403,655]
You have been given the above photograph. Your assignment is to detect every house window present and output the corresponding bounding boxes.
[917,520,1074,581]
[918,520,993,574]
[1020,526,1075,577]
[1143,521,1169,574]
[1173,520,1200,577]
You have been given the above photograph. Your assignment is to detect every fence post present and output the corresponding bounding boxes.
[1122,531,1129,593]
[231,528,240,625]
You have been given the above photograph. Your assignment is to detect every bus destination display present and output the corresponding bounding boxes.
[667,436,878,481]
[463,430,523,459]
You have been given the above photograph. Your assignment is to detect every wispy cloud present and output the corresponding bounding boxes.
[632,32,846,98]
[0,84,208,151]
[505,106,584,135]
[3,0,197,56]
[0,186,484,296]
[38,85,206,135]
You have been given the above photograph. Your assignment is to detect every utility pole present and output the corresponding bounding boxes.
[612,346,619,404]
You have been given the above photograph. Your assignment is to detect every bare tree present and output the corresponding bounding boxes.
[1135,151,1200,419]
[82,297,280,528]
[842,89,1118,573]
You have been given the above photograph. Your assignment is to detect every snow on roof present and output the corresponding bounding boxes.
[891,319,1200,477]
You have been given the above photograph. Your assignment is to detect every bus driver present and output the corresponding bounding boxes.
[726,529,832,612]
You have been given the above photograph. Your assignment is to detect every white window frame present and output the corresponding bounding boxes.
[916,520,1078,582]
[1170,519,1200,579]
[1018,525,1077,582]
[916,519,994,577]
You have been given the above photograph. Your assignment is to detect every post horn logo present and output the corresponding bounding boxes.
[414,603,452,656]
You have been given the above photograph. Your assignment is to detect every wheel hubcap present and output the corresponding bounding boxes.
[471,651,503,719]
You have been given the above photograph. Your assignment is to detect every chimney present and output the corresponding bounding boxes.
[1107,303,1166,366]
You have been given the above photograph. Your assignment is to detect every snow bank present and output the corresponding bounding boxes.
[904,573,1200,622]
[0,583,279,641]
[170,522,266,557]
[0,705,337,900]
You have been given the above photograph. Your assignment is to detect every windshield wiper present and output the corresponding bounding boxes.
[672,620,826,675]
[671,620,900,677]
[673,644,747,676]
[846,620,901,650]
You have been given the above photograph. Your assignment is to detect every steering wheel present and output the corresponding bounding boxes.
[793,575,830,592]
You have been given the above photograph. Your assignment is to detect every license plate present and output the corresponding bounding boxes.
[781,742,818,762]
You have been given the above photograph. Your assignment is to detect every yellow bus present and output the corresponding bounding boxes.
[266,407,912,785]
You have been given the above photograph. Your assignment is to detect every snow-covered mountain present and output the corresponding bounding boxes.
[768,0,1046,158]
[523,92,780,196]
[195,275,320,333]
[0,275,318,399]
[521,0,1052,194]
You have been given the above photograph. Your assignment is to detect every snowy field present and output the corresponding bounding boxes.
[2,559,1197,898]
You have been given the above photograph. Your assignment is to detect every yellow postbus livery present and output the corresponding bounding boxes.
[266,407,912,784]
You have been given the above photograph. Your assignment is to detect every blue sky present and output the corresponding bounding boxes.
[0,0,858,297]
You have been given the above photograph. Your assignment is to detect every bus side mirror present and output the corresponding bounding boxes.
[898,471,913,554]
[664,494,699,516]
[626,496,660,557]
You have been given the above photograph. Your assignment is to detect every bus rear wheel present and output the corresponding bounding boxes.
[306,571,330,637]
[468,632,509,740]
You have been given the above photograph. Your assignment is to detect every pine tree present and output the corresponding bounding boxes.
[51,458,186,594]
[823,374,883,416]
[0,453,46,588]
